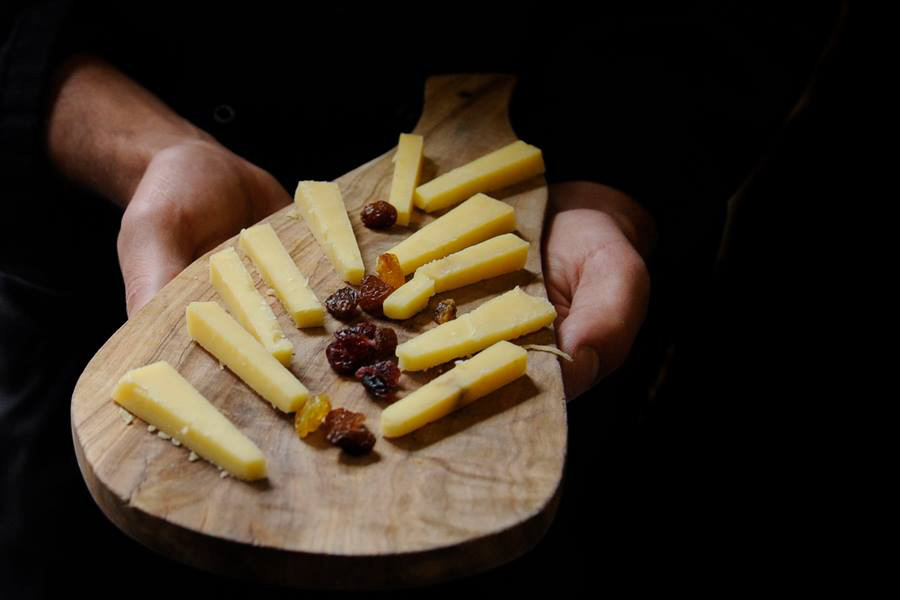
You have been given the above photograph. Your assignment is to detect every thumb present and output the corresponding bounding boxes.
[557,241,650,400]
[117,199,192,317]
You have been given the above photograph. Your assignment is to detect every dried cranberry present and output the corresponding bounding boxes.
[373,327,398,358]
[325,335,375,374]
[334,321,376,340]
[358,275,393,315]
[325,287,358,320]
[355,360,400,387]
[322,408,375,455]
[361,201,398,230]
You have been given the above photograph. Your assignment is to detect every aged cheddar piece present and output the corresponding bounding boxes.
[414,140,544,212]
[383,273,435,320]
[295,181,365,284]
[388,133,424,226]
[381,341,527,437]
[112,361,267,480]
[382,234,530,320]
[209,247,293,365]
[387,193,515,275]
[396,286,555,371]
[186,302,309,413]
[239,224,324,328]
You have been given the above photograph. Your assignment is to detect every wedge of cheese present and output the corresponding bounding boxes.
[387,193,515,275]
[381,341,527,437]
[238,224,324,328]
[383,273,436,320]
[294,181,365,285]
[209,246,293,365]
[112,361,267,480]
[186,301,309,413]
[396,286,556,371]
[388,133,424,226]
[414,140,544,212]
[383,234,530,320]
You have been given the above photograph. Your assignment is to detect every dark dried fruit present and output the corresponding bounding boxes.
[376,253,405,290]
[325,335,375,374]
[358,275,393,315]
[322,408,375,455]
[361,201,398,230]
[360,375,391,400]
[373,327,398,358]
[325,287,358,320]
[433,298,457,324]
[334,321,376,341]
[355,360,401,387]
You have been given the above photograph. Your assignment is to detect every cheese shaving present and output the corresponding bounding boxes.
[523,344,573,362]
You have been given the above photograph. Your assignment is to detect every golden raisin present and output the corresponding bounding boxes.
[376,253,405,290]
[294,394,332,438]
[433,298,457,324]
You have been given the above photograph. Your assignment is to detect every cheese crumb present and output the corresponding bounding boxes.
[188,451,199,462]
[147,425,157,433]
[171,438,182,447]
[523,344,573,362]
[118,408,134,425]
[219,470,230,479]
[157,431,171,440]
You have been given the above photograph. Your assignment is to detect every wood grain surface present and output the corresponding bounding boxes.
[71,74,567,589]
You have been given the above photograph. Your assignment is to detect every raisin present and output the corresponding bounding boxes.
[358,274,392,315]
[376,253,405,290]
[361,201,397,229]
[433,298,457,324]
[373,327,398,358]
[355,360,401,387]
[360,375,391,400]
[325,335,375,374]
[325,287,358,320]
[322,408,375,455]
[294,394,331,438]
[335,321,376,341]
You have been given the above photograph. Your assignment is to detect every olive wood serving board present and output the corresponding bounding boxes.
[71,74,567,590]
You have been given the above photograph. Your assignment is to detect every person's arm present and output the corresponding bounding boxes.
[45,55,291,314]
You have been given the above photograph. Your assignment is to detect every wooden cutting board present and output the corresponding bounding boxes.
[71,74,567,590]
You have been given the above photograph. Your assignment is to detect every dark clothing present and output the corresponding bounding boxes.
[1,1,842,596]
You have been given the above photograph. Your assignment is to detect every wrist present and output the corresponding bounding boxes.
[549,181,657,258]
[45,54,218,207]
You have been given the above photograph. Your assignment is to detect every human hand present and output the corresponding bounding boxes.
[117,141,291,315]
[543,181,656,400]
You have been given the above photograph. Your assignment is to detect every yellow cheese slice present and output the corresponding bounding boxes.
[186,301,309,413]
[238,224,324,328]
[209,246,293,366]
[388,133,424,226]
[418,232,529,293]
[381,341,527,437]
[383,273,435,320]
[112,361,267,480]
[387,193,515,275]
[294,181,365,285]
[414,140,544,212]
[383,234,530,320]
[396,286,556,371]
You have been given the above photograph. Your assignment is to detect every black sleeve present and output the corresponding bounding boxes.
[511,3,841,252]
[0,0,74,186]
